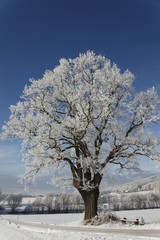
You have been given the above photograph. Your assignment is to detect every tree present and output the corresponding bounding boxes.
[1,51,160,220]
[7,194,22,213]
[59,193,70,211]
[32,197,44,213]
[148,193,160,208]
[43,193,54,213]
[0,189,5,202]
[0,190,5,210]
[71,192,84,211]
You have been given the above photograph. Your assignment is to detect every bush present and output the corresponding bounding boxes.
[83,212,118,225]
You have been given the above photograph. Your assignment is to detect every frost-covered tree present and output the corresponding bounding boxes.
[0,189,4,202]
[2,51,160,220]
[32,197,44,213]
[7,194,22,213]
[59,193,70,210]
[43,193,54,213]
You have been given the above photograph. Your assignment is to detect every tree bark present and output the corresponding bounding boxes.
[69,162,102,220]
[79,187,100,220]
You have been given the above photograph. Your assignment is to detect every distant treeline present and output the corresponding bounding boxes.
[0,191,84,214]
[0,190,160,214]
[99,191,160,211]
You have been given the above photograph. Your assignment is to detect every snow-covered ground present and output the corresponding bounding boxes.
[2,208,160,225]
[115,208,160,224]
[0,209,160,240]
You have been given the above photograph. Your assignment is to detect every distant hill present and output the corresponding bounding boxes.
[106,174,160,194]
[0,175,60,195]
[0,175,24,193]
[1,172,160,196]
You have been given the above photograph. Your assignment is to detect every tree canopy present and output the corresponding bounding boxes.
[2,51,160,219]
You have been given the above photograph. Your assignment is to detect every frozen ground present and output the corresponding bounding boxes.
[0,209,160,240]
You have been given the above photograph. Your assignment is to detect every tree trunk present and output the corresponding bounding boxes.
[79,187,100,220]
[70,163,102,220]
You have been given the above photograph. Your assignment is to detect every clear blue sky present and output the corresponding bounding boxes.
[0,0,160,178]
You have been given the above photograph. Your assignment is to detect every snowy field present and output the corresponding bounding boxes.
[0,209,160,240]
[115,209,160,224]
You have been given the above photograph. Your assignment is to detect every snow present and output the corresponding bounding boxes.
[2,213,83,225]
[115,209,160,224]
[2,209,160,225]
[0,218,158,240]
[0,209,160,240]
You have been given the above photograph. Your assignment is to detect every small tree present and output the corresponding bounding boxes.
[2,51,160,220]
[43,193,54,213]
[7,194,22,213]
[148,193,160,208]
[71,192,84,211]
[0,190,5,210]
[32,197,44,213]
[0,189,5,202]
[59,193,70,211]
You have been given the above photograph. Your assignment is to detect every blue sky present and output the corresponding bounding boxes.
[0,0,160,179]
